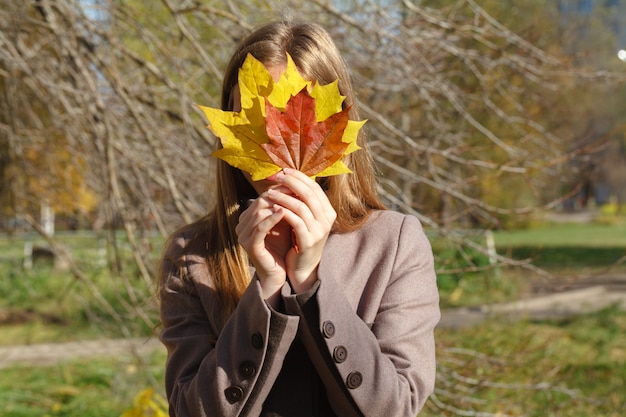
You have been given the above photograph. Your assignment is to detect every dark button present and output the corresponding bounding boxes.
[251,332,263,350]
[239,360,256,378]
[346,371,363,389]
[333,345,348,363]
[224,385,244,403]
[322,320,336,338]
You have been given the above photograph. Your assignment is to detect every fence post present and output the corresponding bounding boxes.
[485,229,497,266]
[23,240,33,270]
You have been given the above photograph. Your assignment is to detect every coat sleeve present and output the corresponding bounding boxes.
[282,214,440,417]
[158,232,299,417]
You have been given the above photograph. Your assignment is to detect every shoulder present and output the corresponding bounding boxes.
[162,218,209,259]
[159,217,211,285]
[325,210,430,263]
[357,210,426,240]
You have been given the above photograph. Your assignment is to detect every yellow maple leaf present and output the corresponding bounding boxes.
[197,53,364,181]
[267,55,310,111]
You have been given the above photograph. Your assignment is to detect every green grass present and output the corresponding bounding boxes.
[0,261,157,345]
[0,350,166,417]
[1,310,623,417]
[0,233,159,345]
[1,221,625,416]
[431,221,626,308]
[425,305,626,417]
[493,222,626,248]
[492,222,626,271]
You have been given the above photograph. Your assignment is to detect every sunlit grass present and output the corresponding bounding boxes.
[427,305,626,417]
[1,221,625,416]
[0,236,158,345]
[0,349,167,417]
[1,309,623,417]
[493,221,626,248]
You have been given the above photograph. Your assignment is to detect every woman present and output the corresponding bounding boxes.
[158,21,440,417]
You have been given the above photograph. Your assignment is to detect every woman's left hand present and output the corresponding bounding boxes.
[266,168,336,293]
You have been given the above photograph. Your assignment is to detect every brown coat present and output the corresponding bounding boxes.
[159,210,440,417]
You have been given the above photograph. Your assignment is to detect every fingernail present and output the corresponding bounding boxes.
[282,168,293,175]
[267,170,286,181]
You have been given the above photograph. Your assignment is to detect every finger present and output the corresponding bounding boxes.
[280,208,310,248]
[272,169,332,221]
[236,204,284,246]
[238,204,273,233]
[266,190,336,241]
[254,206,285,239]
[274,202,330,253]
[276,168,326,202]
[266,189,312,221]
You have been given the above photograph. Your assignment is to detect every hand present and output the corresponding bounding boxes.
[265,168,336,293]
[235,194,292,305]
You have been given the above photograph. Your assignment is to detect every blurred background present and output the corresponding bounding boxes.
[1,0,625,416]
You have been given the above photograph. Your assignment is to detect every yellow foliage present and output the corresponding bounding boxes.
[120,388,168,417]
[197,53,363,180]
[23,143,98,216]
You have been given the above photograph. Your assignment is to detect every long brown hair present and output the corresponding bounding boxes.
[191,21,385,329]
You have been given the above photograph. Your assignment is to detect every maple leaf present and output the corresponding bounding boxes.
[197,53,364,180]
[263,87,350,177]
[196,104,279,180]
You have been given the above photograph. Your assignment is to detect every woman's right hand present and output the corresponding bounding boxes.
[235,193,292,306]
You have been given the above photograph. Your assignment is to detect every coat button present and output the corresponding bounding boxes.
[322,320,335,338]
[346,371,363,389]
[333,345,348,363]
[224,385,244,403]
[251,332,263,350]
[239,360,256,378]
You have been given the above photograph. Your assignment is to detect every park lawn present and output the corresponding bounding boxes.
[492,221,626,247]
[0,220,625,415]
[425,305,626,417]
[0,308,624,417]
[0,260,157,346]
[492,221,626,270]
[433,220,626,308]
[0,349,167,417]
[0,231,160,346]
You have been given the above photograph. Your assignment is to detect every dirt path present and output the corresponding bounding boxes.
[439,276,626,328]
[1,274,625,368]
[0,337,164,369]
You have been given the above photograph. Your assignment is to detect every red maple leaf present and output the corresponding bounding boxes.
[262,87,350,177]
